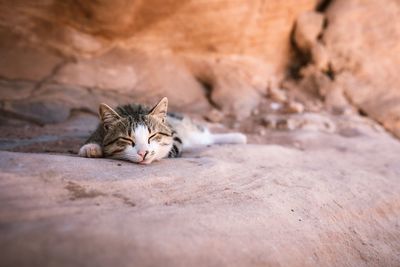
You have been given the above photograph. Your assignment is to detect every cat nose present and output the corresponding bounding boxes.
[137,150,149,158]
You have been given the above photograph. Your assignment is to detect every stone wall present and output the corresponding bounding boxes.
[1,0,400,138]
[292,0,400,138]
[0,0,316,124]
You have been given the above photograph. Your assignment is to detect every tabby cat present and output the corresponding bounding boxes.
[78,97,246,164]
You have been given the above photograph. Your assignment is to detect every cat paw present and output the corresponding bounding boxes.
[78,143,103,158]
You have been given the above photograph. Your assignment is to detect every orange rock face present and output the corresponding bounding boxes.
[0,0,317,122]
[1,0,400,139]
[4,1,315,67]
[324,0,400,138]
[293,0,400,138]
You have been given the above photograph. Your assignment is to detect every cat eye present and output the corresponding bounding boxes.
[116,140,128,146]
[148,133,157,144]
[113,137,134,147]
[148,132,172,144]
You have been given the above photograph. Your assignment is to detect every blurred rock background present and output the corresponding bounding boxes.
[0,0,399,151]
[2,2,400,266]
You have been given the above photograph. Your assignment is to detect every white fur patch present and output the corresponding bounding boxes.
[134,124,150,153]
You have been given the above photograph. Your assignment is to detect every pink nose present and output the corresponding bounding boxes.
[137,150,148,158]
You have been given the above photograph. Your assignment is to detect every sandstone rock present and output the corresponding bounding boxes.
[2,84,85,124]
[262,112,336,133]
[204,109,224,123]
[311,42,330,71]
[0,28,64,82]
[53,49,211,113]
[269,87,288,103]
[0,80,34,101]
[1,124,400,266]
[325,0,400,138]
[324,86,354,115]
[286,101,305,114]
[0,1,317,72]
[293,0,400,138]
[294,11,325,52]
[184,55,276,119]
[0,0,318,123]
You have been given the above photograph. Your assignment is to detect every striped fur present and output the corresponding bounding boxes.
[79,97,246,164]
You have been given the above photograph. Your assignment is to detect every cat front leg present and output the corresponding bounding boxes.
[78,125,105,158]
[78,143,103,158]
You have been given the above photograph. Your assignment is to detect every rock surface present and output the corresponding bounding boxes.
[0,0,317,119]
[293,0,400,138]
[2,0,400,135]
[1,1,400,265]
[1,122,400,266]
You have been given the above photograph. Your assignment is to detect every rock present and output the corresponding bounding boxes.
[293,0,400,139]
[269,87,288,103]
[204,109,224,123]
[311,42,330,71]
[0,28,64,81]
[262,112,337,133]
[1,126,400,266]
[2,99,70,125]
[286,101,305,114]
[324,0,400,138]
[294,11,325,52]
[297,113,336,133]
[53,49,211,113]
[261,115,277,129]
[185,55,276,119]
[270,102,283,111]
[0,0,317,72]
[0,80,34,101]
[324,86,354,115]
[0,0,318,123]
[53,50,139,92]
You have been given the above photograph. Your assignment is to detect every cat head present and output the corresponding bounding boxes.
[99,97,173,164]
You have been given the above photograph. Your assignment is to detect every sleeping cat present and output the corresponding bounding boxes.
[78,97,246,164]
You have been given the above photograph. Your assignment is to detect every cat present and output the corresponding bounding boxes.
[78,97,247,164]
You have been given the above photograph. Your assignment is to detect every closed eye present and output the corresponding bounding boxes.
[148,132,171,143]
[104,136,134,147]
[119,137,134,145]
[148,133,157,144]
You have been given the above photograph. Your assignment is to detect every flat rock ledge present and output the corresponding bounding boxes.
[1,130,400,266]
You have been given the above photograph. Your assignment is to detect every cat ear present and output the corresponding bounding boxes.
[99,103,121,129]
[149,97,168,122]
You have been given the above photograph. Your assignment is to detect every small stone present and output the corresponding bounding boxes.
[261,116,276,129]
[286,101,305,114]
[204,109,224,123]
[270,102,282,111]
[252,108,260,116]
[269,87,287,102]
[276,118,288,130]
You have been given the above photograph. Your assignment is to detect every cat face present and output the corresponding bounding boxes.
[99,98,173,164]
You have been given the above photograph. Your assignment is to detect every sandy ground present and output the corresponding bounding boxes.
[1,112,400,267]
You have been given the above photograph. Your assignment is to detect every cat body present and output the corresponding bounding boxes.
[78,97,246,164]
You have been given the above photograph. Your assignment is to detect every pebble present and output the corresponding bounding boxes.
[204,109,224,123]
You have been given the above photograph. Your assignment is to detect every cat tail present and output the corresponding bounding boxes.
[209,132,247,145]
[183,131,247,149]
